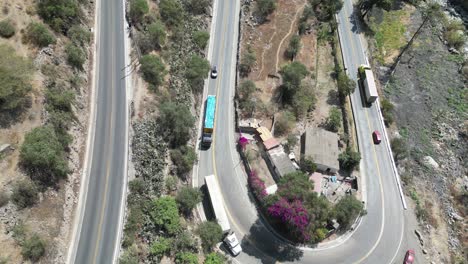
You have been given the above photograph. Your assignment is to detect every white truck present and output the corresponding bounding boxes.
[358,65,378,104]
[204,175,242,256]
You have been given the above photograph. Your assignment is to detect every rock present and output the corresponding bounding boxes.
[451,212,463,221]
[449,47,460,54]
[0,144,10,153]
[422,156,439,169]
[415,230,424,246]
[422,249,428,254]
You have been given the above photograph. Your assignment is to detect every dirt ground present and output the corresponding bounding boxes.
[0,0,93,262]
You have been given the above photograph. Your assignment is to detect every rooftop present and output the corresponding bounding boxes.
[268,146,296,177]
[303,127,340,170]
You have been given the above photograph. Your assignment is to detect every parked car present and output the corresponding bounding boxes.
[404,249,415,264]
[372,130,381,144]
[211,66,218,79]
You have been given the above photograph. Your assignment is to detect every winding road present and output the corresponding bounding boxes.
[196,0,421,263]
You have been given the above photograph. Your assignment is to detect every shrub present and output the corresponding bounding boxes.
[334,195,364,228]
[129,0,149,24]
[66,43,86,69]
[173,231,198,252]
[150,237,172,258]
[292,83,316,118]
[148,20,166,50]
[391,137,407,161]
[0,44,34,111]
[256,0,277,20]
[171,146,197,178]
[326,107,342,132]
[0,191,9,207]
[285,35,301,59]
[21,234,46,261]
[0,20,15,38]
[338,147,361,171]
[380,98,394,125]
[176,186,203,214]
[166,176,178,192]
[20,126,69,184]
[46,87,75,113]
[25,22,56,47]
[248,170,267,200]
[159,0,183,27]
[37,0,82,32]
[12,180,38,209]
[151,197,180,235]
[204,252,225,264]
[175,252,199,264]
[445,30,465,49]
[274,110,296,136]
[286,134,298,149]
[239,48,256,77]
[278,171,313,201]
[300,157,317,173]
[280,62,309,101]
[120,246,139,264]
[238,80,256,101]
[197,221,223,252]
[337,72,356,98]
[158,102,195,147]
[186,0,211,15]
[139,54,166,90]
[68,25,91,47]
[185,55,210,91]
[193,31,210,49]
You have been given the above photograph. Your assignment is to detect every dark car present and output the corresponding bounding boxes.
[404,249,415,264]
[210,66,218,79]
[372,130,382,144]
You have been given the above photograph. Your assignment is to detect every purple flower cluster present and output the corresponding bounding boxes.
[248,170,268,200]
[267,198,311,242]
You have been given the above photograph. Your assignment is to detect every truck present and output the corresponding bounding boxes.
[202,95,216,147]
[358,65,378,104]
[204,175,242,256]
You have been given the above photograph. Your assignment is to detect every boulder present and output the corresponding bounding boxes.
[422,156,439,169]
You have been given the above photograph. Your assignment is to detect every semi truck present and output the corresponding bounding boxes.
[358,65,378,104]
[202,95,216,147]
[204,175,242,256]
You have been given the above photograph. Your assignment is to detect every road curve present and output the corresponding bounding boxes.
[70,0,128,262]
[196,0,418,263]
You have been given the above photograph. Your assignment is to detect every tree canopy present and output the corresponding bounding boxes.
[185,55,210,91]
[37,0,82,33]
[176,186,203,215]
[148,20,166,50]
[285,35,301,60]
[338,147,361,171]
[158,102,195,147]
[151,196,181,235]
[334,195,364,228]
[159,0,184,27]
[197,221,223,252]
[129,0,149,25]
[139,54,166,90]
[280,62,309,101]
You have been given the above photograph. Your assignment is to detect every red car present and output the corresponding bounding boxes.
[372,130,382,144]
[404,249,415,264]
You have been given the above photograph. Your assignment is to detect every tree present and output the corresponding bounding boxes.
[129,0,149,25]
[193,31,210,49]
[11,180,38,209]
[280,62,309,101]
[358,0,393,19]
[338,147,361,171]
[176,186,203,214]
[292,83,316,118]
[151,197,181,235]
[285,35,301,60]
[238,80,256,101]
[37,0,82,32]
[391,137,407,161]
[300,157,317,173]
[171,146,197,178]
[66,44,86,69]
[25,22,56,47]
[159,0,183,27]
[187,0,211,15]
[256,0,277,20]
[150,237,172,258]
[204,252,226,264]
[148,20,166,50]
[176,252,199,264]
[20,126,69,184]
[310,0,343,22]
[304,193,332,242]
[21,234,46,261]
[0,20,15,38]
[298,5,314,35]
[139,54,166,90]
[239,48,256,77]
[158,102,195,147]
[197,221,223,252]
[278,171,313,201]
[274,110,296,136]
[186,55,210,91]
[334,195,364,228]
[0,44,33,111]
[337,72,356,98]
[68,25,91,47]
[267,198,310,242]
[326,107,342,132]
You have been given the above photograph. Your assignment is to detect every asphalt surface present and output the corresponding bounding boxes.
[197,0,421,263]
[72,0,127,262]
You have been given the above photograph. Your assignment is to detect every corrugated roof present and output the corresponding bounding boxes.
[263,137,279,150]
[303,127,340,171]
[268,147,296,177]
[204,95,216,129]
[257,126,273,142]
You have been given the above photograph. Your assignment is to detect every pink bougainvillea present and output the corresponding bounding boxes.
[248,170,267,200]
[267,198,311,242]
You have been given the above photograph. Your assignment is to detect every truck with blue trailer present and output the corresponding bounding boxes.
[202,95,216,147]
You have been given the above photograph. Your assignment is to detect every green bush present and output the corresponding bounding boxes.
[25,22,56,47]
[326,107,342,132]
[292,83,316,118]
[158,102,195,147]
[285,35,301,59]
[171,146,197,178]
[193,31,210,49]
[120,246,139,264]
[11,180,38,209]
[278,171,313,201]
[274,110,296,136]
[391,137,407,161]
[66,43,86,69]
[186,0,211,15]
[445,30,465,49]
[300,157,317,173]
[338,147,361,171]
[0,20,15,38]
[150,237,172,258]
[139,54,166,90]
[159,0,183,27]
[256,0,277,19]
[238,80,256,101]
[334,195,364,228]
[0,44,33,111]
[185,55,210,91]
[280,62,309,101]
[380,98,394,125]
[173,231,198,252]
[165,176,178,192]
[337,72,356,98]
[46,87,75,112]
[197,221,222,252]
[148,20,166,50]
[204,252,225,264]
[21,234,46,261]
[129,0,149,24]
[20,126,69,184]
[176,186,203,214]
[239,48,256,77]
[68,25,91,46]
[175,252,199,264]
[37,0,82,32]
[151,196,181,235]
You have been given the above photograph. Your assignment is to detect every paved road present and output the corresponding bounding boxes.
[197,0,422,263]
[71,0,127,262]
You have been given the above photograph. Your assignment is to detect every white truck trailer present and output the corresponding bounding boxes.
[358,65,378,103]
[204,175,242,256]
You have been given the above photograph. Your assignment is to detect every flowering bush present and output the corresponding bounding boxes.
[268,198,311,242]
[248,170,267,200]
